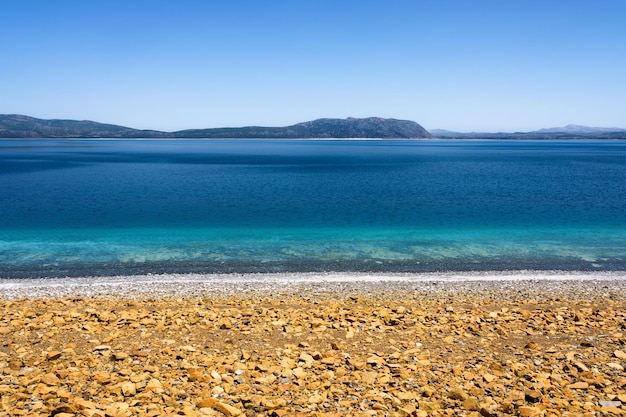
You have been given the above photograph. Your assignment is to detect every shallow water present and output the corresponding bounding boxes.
[1,139,626,277]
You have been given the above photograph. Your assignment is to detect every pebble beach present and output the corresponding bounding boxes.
[1,272,625,416]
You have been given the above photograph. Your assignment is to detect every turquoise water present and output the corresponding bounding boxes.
[1,139,626,277]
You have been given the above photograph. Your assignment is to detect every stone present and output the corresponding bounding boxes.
[121,381,136,396]
[396,392,417,401]
[568,381,589,389]
[399,404,416,415]
[607,362,624,371]
[518,406,542,417]
[93,345,111,351]
[145,378,163,392]
[421,386,435,397]
[599,400,622,408]
[525,342,540,350]
[74,398,98,410]
[42,372,61,386]
[92,371,111,384]
[361,371,378,384]
[525,390,542,403]
[197,398,242,416]
[112,352,129,361]
[46,351,62,361]
[573,362,589,372]
[262,398,287,409]
[614,350,626,360]
[308,394,325,404]
[448,387,468,401]
[462,398,480,411]
[478,397,498,416]
[292,367,307,378]
[482,373,496,383]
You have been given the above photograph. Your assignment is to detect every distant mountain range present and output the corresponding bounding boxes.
[431,124,626,139]
[0,115,432,139]
[2,115,625,139]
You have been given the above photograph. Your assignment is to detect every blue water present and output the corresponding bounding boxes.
[1,139,626,277]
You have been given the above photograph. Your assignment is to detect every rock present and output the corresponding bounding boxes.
[105,402,130,417]
[46,351,62,360]
[525,390,542,403]
[262,398,287,409]
[74,398,98,410]
[360,371,378,384]
[448,387,468,401]
[399,404,416,415]
[573,362,589,372]
[366,355,385,366]
[145,378,163,392]
[93,345,111,351]
[181,345,197,352]
[607,362,624,371]
[568,381,589,389]
[599,400,622,407]
[308,394,325,404]
[396,392,417,401]
[462,398,480,411]
[614,350,626,360]
[478,397,498,416]
[482,373,496,383]
[121,381,136,396]
[112,352,129,361]
[92,371,111,384]
[42,372,61,386]
[218,319,233,330]
[518,406,542,417]
[197,398,242,416]
[292,367,307,378]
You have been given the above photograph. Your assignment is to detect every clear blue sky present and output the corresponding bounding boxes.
[2,0,625,132]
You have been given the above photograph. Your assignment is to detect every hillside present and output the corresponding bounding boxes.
[0,115,432,139]
[0,115,165,138]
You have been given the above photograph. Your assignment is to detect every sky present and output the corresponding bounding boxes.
[1,1,625,132]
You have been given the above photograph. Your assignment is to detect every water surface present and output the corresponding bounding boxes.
[1,139,625,277]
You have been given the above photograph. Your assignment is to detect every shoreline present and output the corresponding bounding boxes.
[2,270,626,300]
[2,271,625,416]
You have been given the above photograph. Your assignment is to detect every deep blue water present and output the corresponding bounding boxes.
[1,139,626,277]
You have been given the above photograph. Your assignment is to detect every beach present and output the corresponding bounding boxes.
[1,272,625,416]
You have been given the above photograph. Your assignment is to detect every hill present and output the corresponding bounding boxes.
[0,115,432,139]
[0,115,165,138]
[431,125,626,139]
[173,117,432,139]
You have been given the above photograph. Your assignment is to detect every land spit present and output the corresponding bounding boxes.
[1,272,625,416]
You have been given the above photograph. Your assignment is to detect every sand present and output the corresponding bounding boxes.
[1,271,625,416]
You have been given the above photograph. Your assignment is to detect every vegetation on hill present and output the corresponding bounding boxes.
[0,115,432,139]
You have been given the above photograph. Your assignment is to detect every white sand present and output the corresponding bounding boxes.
[1,271,626,299]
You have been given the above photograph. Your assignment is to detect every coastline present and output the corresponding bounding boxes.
[1,270,626,300]
[2,271,625,416]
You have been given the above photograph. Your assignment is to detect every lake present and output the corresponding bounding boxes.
[1,139,626,277]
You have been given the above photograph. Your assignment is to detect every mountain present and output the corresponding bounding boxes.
[532,124,626,134]
[174,117,432,139]
[432,125,626,139]
[0,114,165,138]
[0,115,432,139]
